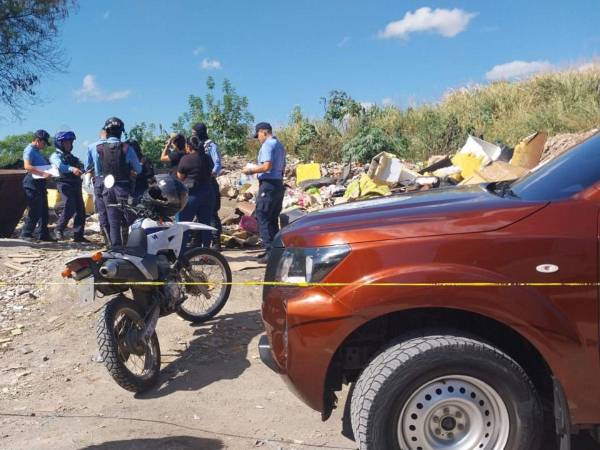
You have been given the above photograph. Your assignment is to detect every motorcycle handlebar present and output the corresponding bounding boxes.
[107,202,162,221]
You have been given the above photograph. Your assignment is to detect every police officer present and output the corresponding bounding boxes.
[86,128,110,245]
[177,136,215,248]
[192,123,222,250]
[50,130,90,243]
[95,117,142,247]
[21,130,56,242]
[242,122,286,263]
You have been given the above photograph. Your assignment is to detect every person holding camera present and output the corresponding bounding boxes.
[160,133,187,176]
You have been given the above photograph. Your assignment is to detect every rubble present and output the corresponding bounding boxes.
[214,132,553,236]
[541,129,599,162]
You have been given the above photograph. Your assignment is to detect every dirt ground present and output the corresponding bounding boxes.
[0,238,356,450]
[1,235,599,450]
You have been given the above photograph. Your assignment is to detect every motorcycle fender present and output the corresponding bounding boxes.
[78,276,95,303]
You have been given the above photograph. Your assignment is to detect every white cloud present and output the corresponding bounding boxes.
[576,61,600,72]
[201,58,222,70]
[102,11,110,20]
[73,74,131,102]
[192,46,205,56]
[379,7,476,40]
[485,60,553,81]
[382,98,395,106]
[337,36,351,48]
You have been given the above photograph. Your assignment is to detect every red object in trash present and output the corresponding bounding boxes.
[239,215,258,234]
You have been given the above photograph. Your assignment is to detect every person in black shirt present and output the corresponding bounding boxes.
[176,136,215,248]
[160,133,186,176]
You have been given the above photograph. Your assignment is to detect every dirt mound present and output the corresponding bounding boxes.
[541,128,599,162]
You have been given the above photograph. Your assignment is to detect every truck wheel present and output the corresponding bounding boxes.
[350,335,542,450]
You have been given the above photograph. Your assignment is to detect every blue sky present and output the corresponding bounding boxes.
[1,0,599,158]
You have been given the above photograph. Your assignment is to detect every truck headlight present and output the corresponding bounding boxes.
[274,245,350,283]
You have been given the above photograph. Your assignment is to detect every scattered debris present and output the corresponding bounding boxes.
[20,345,32,355]
[510,132,547,169]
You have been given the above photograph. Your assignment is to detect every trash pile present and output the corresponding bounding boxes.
[214,128,598,246]
[540,128,599,162]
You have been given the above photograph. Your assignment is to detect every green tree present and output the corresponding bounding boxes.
[321,90,364,127]
[174,77,254,155]
[128,122,167,165]
[0,0,76,118]
[0,132,55,168]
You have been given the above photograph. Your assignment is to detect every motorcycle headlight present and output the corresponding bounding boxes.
[274,245,350,284]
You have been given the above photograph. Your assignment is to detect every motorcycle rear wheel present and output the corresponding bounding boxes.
[176,248,232,323]
[96,296,161,393]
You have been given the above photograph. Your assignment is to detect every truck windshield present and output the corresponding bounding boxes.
[510,133,600,201]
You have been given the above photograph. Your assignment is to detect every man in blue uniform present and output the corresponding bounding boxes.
[95,117,142,247]
[21,130,56,242]
[192,122,222,250]
[86,128,109,245]
[50,130,90,243]
[242,122,286,264]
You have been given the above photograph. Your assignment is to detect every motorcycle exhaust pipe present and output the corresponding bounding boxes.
[99,260,119,278]
[99,259,146,281]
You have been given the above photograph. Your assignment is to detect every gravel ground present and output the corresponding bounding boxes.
[0,239,355,450]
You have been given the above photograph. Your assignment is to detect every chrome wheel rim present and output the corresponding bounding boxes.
[398,375,509,450]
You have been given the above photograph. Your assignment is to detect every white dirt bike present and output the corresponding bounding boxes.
[62,174,232,393]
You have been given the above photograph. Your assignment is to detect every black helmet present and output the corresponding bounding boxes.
[103,117,125,136]
[142,174,188,218]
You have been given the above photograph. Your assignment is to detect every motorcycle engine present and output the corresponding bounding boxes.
[163,278,183,310]
[156,254,185,312]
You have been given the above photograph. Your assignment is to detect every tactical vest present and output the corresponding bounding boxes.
[55,152,83,183]
[98,142,129,182]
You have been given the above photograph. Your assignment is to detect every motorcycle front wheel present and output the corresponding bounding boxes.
[96,296,161,393]
[176,248,232,323]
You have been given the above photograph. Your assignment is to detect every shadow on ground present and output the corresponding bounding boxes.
[138,309,263,399]
[0,238,100,251]
[80,435,223,449]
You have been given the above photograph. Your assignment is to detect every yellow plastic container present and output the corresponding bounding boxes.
[296,163,321,184]
[451,153,485,179]
[83,191,95,214]
[47,189,61,209]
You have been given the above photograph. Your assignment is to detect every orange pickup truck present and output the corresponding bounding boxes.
[260,133,600,450]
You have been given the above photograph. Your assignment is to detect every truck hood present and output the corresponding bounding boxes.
[281,185,548,247]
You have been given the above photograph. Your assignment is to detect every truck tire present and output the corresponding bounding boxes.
[350,335,542,450]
